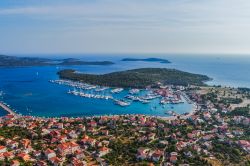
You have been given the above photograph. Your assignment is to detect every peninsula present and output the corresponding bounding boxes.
[121,58,171,63]
[0,55,114,67]
[58,68,210,88]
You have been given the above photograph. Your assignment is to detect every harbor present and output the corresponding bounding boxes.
[49,79,191,111]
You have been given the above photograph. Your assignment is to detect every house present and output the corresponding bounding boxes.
[88,121,97,127]
[75,149,85,159]
[101,130,109,136]
[56,123,64,129]
[17,153,30,161]
[170,156,177,163]
[68,130,78,139]
[3,151,14,159]
[148,133,156,140]
[10,160,20,166]
[0,153,4,160]
[58,142,80,155]
[21,139,31,149]
[72,157,87,166]
[0,145,7,153]
[137,147,150,160]
[151,150,163,162]
[58,135,68,143]
[6,140,19,149]
[49,157,63,166]
[81,136,96,147]
[44,148,56,160]
[243,118,250,126]
[99,116,108,123]
[98,147,110,157]
[33,150,42,159]
[169,152,178,163]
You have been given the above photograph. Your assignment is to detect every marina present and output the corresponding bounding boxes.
[50,79,188,108]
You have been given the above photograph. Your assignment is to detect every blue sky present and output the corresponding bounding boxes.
[1,0,250,55]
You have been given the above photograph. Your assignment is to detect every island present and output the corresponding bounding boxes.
[0,55,114,67]
[57,68,210,88]
[58,58,114,66]
[121,58,171,63]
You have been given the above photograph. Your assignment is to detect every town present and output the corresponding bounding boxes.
[0,85,249,166]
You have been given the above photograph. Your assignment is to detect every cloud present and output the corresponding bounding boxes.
[1,0,250,54]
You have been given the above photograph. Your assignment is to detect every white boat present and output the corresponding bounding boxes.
[95,87,108,92]
[141,99,150,104]
[114,99,130,107]
[111,88,124,93]
[129,89,140,94]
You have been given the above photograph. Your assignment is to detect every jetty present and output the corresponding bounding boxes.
[181,92,193,104]
[0,102,17,116]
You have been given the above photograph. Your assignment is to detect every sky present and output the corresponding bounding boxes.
[1,0,250,55]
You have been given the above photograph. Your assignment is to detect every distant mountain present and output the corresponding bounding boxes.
[0,55,114,67]
[0,55,51,67]
[121,58,171,63]
[58,58,114,65]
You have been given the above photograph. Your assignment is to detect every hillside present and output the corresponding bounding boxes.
[121,58,171,63]
[58,68,210,88]
[0,55,114,67]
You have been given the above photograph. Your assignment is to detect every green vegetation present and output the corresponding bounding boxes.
[211,141,246,164]
[103,140,139,165]
[58,58,114,65]
[0,126,31,139]
[0,55,114,67]
[0,55,51,67]
[58,68,210,88]
[219,97,243,105]
[238,87,250,93]
[121,58,171,64]
[228,107,250,117]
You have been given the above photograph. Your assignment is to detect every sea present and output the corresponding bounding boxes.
[0,54,250,117]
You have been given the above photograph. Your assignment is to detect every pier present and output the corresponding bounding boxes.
[0,102,17,116]
[181,92,193,104]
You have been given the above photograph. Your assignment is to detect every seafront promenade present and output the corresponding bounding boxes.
[0,101,16,116]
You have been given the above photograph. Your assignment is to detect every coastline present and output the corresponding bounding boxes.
[0,89,196,120]
[0,102,197,122]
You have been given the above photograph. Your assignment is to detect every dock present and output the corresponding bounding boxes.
[0,102,17,116]
[181,92,193,104]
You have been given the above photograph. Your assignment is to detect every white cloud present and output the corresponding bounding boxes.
[1,0,250,54]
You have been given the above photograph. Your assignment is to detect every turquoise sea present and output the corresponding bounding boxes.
[0,54,250,117]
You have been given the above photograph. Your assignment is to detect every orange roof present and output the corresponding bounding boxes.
[0,145,6,150]
[11,160,20,165]
[99,147,109,152]
[3,152,13,157]
[45,148,55,155]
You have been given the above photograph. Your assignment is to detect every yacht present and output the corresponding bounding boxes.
[111,88,124,93]
[129,89,140,94]
[114,99,130,107]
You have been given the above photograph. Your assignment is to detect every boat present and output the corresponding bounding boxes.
[114,99,130,107]
[111,88,124,93]
[141,100,150,104]
[160,98,170,104]
[129,89,140,94]
[95,87,108,92]
[165,110,174,115]
[68,89,113,100]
